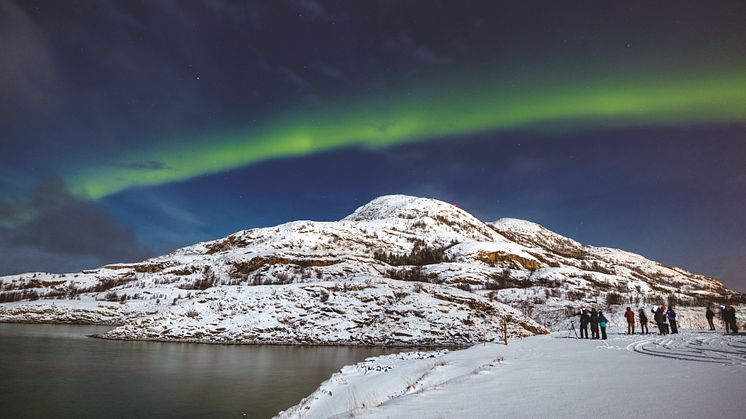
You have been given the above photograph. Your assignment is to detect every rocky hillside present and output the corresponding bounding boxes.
[0,195,742,343]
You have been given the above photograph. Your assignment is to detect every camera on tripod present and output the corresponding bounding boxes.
[567,320,578,338]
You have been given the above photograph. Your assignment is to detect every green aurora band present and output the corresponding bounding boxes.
[70,69,746,198]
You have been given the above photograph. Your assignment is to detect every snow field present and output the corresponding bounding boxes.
[277,331,746,419]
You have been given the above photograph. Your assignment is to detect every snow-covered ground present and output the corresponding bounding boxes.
[97,278,545,345]
[277,330,746,419]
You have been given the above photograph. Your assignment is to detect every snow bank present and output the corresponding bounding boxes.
[277,331,746,418]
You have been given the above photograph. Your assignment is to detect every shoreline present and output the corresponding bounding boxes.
[91,331,469,349]
[0,319,468,348]
[0,318,124,326]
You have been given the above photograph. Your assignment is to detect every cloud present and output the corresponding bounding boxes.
[280,67,310,90]
[0,177,152,275]
[203,0,265,29]
[0,198,15,225]
[0,0,61,118]
[313,62,347,81]
[412,45,451,65]
[290,0,333,21]
[279,66,322,103]
[390,32,451,67]
[0,234,107,275]
[12,201,150,261]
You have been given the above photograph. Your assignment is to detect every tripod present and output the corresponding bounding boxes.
[568,321,578,339]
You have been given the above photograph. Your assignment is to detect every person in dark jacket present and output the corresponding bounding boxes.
[576,307,591,339]
[598,311,609,340]
[653,307,662,335]
[590,308,600,339]
[624,306,635,335]
[720,305,730,333]
[727,306,739,334]
[638,307,649,334]
[667,307,679,334]
[705,307,716,331]
[659,305,669,335]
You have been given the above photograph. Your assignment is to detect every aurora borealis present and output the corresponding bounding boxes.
[1,1,746,290]
[71,68,746,198]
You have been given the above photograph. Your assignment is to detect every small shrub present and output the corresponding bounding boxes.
[275,272,292,285]
[386,267,437,282]
[646,294,665,306]
[605,291,624,306]
[485,281,502,291]
[373,241,453,266]
[319,290,330,303]
[0,290,40,303]
[456,283,472,292]
[566,290,587,301]
[179,267,219,290]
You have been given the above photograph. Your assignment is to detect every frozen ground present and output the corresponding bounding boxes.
[277,330,746,419]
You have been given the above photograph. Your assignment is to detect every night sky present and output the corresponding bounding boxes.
[1,1,745,291]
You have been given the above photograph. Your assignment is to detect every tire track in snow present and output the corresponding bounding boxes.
[628,333,746,365]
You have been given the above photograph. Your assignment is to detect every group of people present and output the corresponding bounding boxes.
[574,304,740,338]
[619,305,678,335]
[707,305,740,334]
[574,308,610,340]
[650,305,678,334]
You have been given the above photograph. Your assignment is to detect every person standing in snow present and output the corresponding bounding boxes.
[659,305,669,335]
[576,307,591,339]
[720,305,730,334]
[667,307,678,334]
[653,307,662,334]
[705,307,716,331]
[598,311,609,340]
[590,308,600,339]
[624,306,635,335]
[727,306,738,334]
[638,307,649,334]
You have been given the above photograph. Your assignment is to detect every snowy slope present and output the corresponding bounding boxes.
[100,278,543,345]
[0,194,742,344]
[276,331,746,419]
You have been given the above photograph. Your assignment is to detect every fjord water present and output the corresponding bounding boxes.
[0,323,401,418]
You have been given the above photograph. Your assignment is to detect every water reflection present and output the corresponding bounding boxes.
[0,324,405,418]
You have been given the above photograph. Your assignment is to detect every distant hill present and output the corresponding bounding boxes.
[1,195,742,345]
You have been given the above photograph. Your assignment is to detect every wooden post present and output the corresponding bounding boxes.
[502,315,510,346]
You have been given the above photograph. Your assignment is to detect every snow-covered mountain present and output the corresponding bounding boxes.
[0,195,742,344]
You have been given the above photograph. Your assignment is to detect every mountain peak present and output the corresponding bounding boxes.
[343,195,498,242]
[343,195,458,222]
